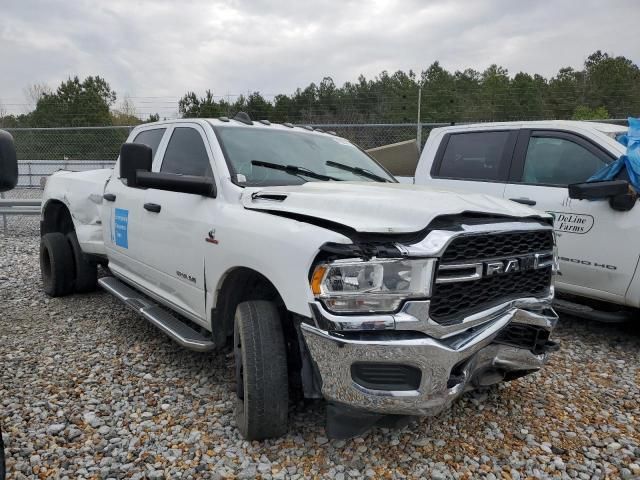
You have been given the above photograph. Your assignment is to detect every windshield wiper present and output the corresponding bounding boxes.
[251,160,339,181]
[326,160,392,183]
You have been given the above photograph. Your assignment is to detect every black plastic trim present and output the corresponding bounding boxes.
[136,171,217,197]
[351,362,422,391]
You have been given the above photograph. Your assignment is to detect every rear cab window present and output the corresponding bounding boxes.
[433,130,516,181]
[132,128,166,160]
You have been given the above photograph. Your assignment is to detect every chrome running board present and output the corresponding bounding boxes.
[98,276,215,352]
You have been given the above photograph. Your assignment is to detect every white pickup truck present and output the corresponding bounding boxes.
[32,115,559,439]
[409,120,638,323]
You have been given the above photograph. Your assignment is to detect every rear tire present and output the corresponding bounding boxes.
[66,232,97,293]
[40,232,74,297]
[234,300,289,440]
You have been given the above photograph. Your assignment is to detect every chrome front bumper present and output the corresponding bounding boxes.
[301,298,558,416]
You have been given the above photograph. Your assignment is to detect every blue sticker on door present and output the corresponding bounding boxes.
[114,208,129,248]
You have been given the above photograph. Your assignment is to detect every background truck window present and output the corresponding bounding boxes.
[160,127,213,177]
[521,136,606,186]
[132,128,166,160]
[438,131,510,181]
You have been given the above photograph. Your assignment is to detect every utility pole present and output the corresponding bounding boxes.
[416,85,423,153]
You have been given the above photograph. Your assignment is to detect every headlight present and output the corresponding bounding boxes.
[311,258,436,313]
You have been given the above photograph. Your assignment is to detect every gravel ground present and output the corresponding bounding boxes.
[1,234,639,480]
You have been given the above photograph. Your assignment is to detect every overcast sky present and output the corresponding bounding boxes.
[1,0,639,117]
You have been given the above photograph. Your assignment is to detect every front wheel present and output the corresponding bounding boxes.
[233,300,289,440]
[66,232,97,293]
[40,232,74,297]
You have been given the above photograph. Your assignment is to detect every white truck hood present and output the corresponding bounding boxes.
[241,182,547,233]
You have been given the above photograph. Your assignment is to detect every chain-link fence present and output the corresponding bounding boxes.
[1,119,628,235]
[5,123,433,164]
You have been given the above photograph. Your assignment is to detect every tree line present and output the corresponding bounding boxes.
[178,51,639,123]
[1,50,639,130]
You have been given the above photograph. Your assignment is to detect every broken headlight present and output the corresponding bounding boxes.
[310,258,436,313]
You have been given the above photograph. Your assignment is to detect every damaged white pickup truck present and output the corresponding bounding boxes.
[39,114,559,439]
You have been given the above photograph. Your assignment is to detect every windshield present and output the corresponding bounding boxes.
[214,126,396,186]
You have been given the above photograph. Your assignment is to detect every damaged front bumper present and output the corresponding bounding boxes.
[301,296,558,418]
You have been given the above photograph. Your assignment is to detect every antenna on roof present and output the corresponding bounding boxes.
[233,112,253,125]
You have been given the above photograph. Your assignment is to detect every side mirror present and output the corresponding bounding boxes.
[119,143,152,188]
[569,180,636,211]
[136,171,216,197]
[568,180,629,200]
[0,129,18,193]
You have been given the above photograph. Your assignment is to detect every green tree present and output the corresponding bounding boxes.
[179,90,225,118]
[30,76,116,127]
[420,62,455,122]
[452,69,482,121]
[572,105,610,120]
[510,73,547,120]
[242,92,274,120]
[479,64,512,121]
[546,67,584,119]
[583,50,640,116]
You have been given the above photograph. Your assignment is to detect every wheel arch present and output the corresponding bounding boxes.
[41,199,76,236]
[212,266,284,345]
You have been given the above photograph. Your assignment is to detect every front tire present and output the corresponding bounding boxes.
[66,232,97,293]
[40,232,74,297]
[233,300,289,440]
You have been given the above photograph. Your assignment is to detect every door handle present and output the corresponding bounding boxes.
[509,197,537,206]
[103,193,116,202]
[144,203,161,213]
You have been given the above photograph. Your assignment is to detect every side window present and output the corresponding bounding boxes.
[437,131,511,181]
[133,128,166,160]
[160,127,213,177]
[521,136,606,186]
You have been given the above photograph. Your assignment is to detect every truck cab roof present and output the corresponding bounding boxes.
[433,119,627,136]
[136,116,337,138]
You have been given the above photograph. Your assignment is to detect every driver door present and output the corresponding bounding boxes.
[504,129,638,301]
[138,124,218,325]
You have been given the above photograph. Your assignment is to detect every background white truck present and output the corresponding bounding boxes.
[35,114,559,439]
[401,120,637,322]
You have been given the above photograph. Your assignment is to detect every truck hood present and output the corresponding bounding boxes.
[241,182,548,233]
